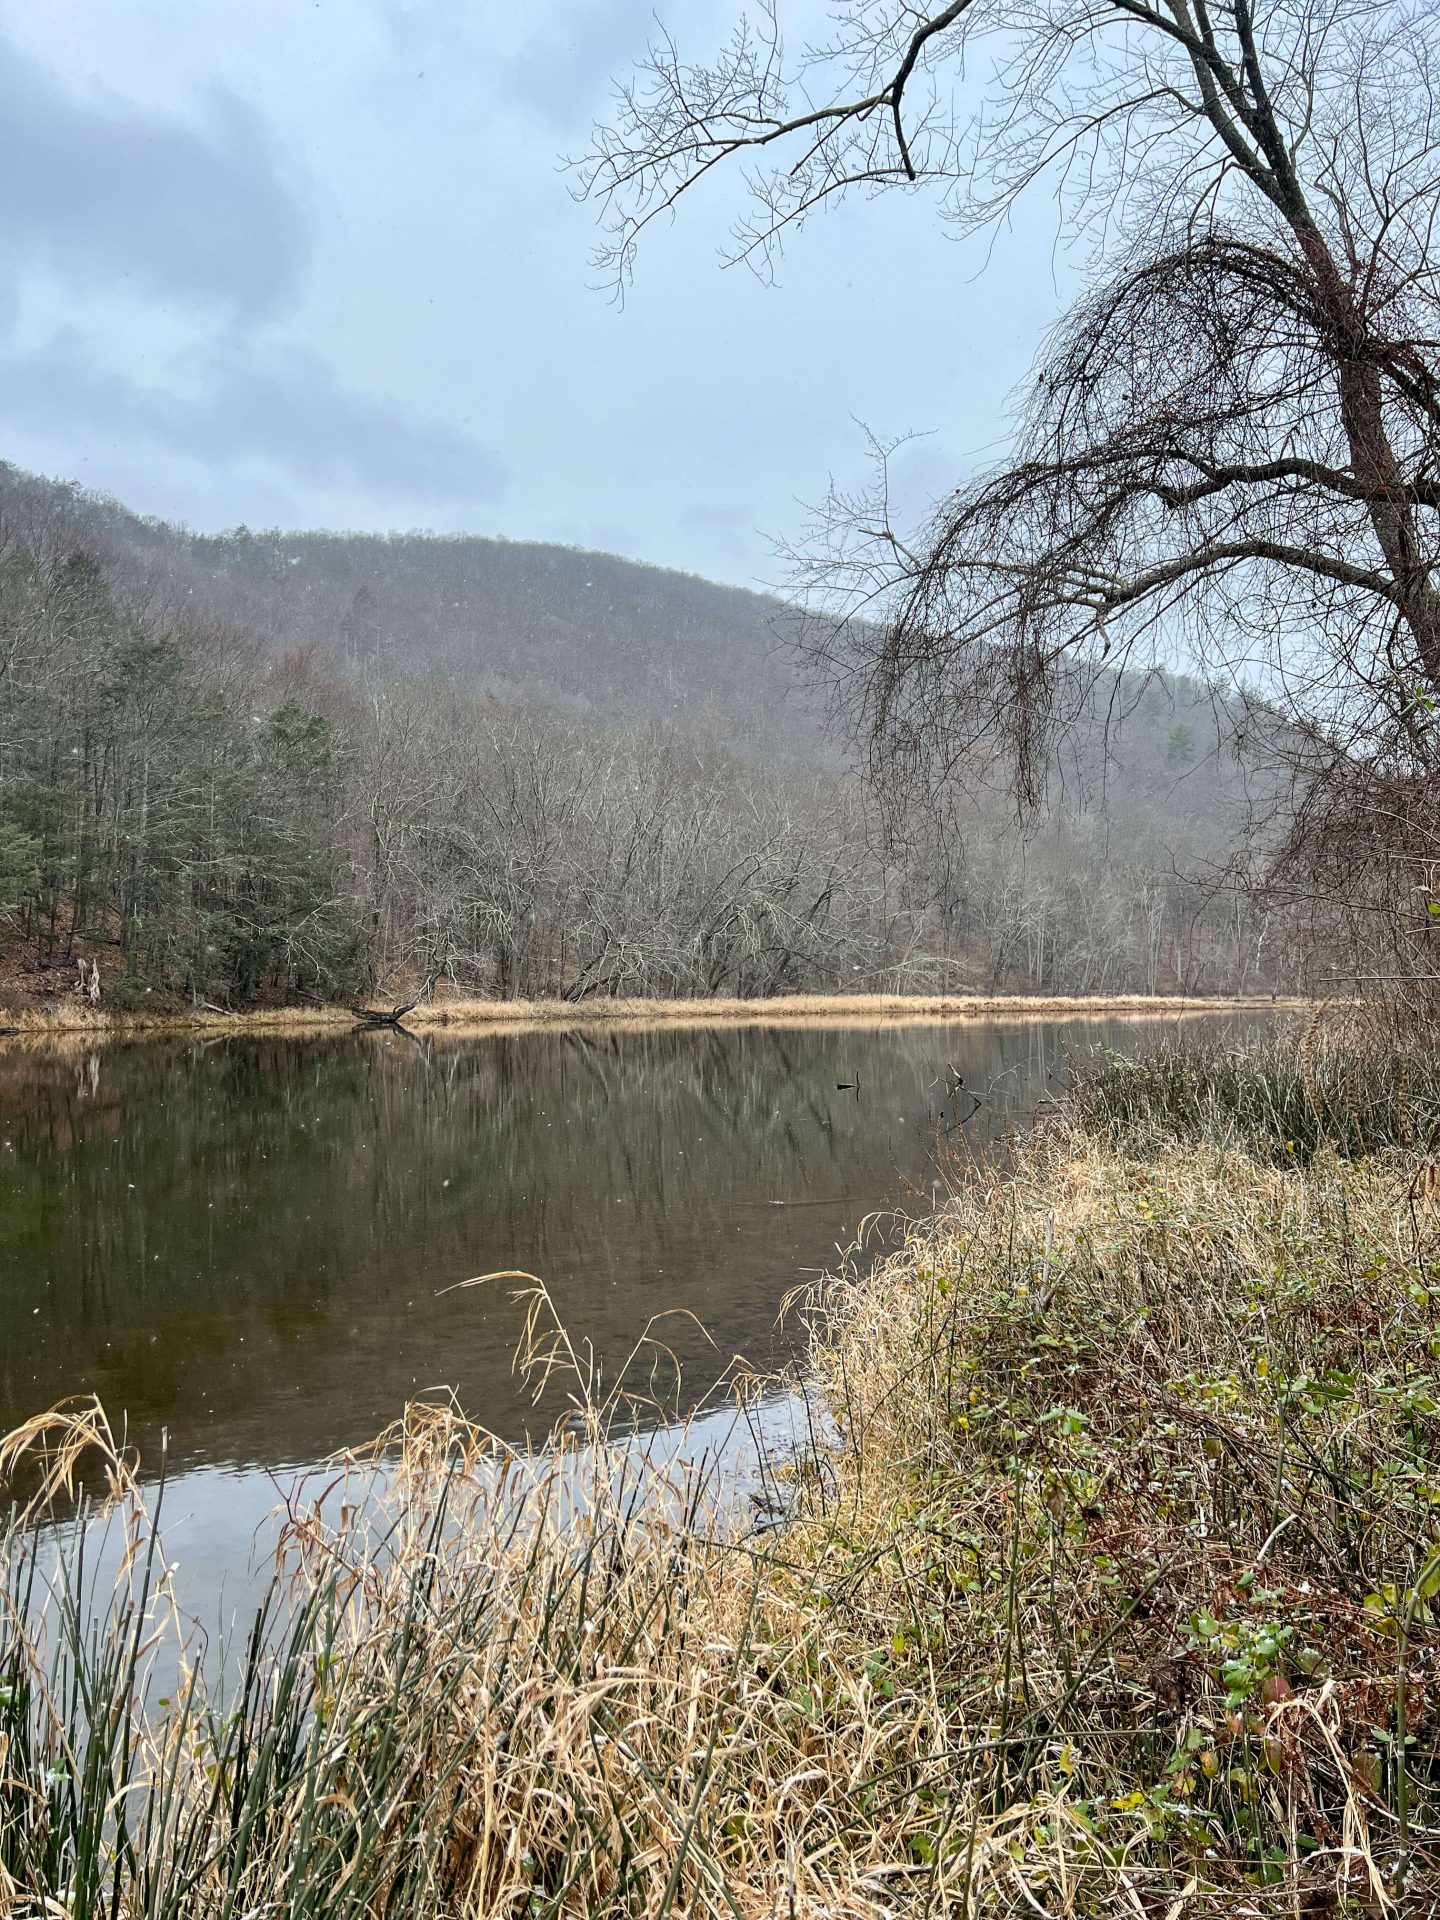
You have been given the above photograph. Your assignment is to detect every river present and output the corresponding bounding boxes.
[1,1011,1271,1609]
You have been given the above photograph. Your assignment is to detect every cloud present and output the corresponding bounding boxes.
[0,35,306,322]
[0,29,505,513]
[499,0,653,126]
[371,0,690,129]
[0,333,507,505]
[681,503,754,533]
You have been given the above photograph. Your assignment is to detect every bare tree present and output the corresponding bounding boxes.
[583,0,1440,991]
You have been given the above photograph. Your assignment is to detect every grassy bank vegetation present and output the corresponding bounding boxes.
[1073,1018,1440,1165]
[4,1017,1437,1915]
[0,986,1300,1042]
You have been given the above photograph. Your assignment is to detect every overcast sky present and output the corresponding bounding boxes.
[0,0,1068,590]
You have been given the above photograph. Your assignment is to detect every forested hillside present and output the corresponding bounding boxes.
[0,464,1294,1013]
[0,465,820,757]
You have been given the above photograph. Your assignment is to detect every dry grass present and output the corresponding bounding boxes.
[0,987,1304,1044]
[404,990,1303,1038]
[813,1129,1440,1913]
[1074,1001,1439,1163]
[5,1095,1438,1915]
[0,1001,356,1038]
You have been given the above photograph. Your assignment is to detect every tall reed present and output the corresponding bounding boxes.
[1071,1004,1440,1162]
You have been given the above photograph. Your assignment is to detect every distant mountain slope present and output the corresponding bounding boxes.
[0,464,822,755]
[0,461,1259,841]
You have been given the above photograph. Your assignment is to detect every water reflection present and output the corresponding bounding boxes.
[0,1014,1270,1478]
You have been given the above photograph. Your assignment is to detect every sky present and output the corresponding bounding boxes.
[0,0,1068,591]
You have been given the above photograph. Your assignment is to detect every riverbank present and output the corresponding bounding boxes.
[4,1019,1426,1915]
[0,985,1305,1041]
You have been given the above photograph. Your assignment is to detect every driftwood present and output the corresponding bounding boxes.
[347,997,422,1030]
[347,975,435,1031]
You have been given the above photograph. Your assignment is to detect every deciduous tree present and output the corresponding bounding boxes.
[583,0,1440,992]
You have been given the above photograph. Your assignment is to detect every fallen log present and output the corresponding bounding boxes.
[346,997,422,1029]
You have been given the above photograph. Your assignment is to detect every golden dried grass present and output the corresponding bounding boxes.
[0,987,1305,1045]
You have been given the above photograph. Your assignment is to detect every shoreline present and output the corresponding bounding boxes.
[0,987,1305,1043]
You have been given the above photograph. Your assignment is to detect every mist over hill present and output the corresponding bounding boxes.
[0,464,823,757]
[0,461,1256,825]
[0,460,1294,1011]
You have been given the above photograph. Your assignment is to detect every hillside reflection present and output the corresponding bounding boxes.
[0,1015,1270,1474]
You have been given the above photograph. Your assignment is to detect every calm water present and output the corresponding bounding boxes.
[1,1014,1268,1488]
